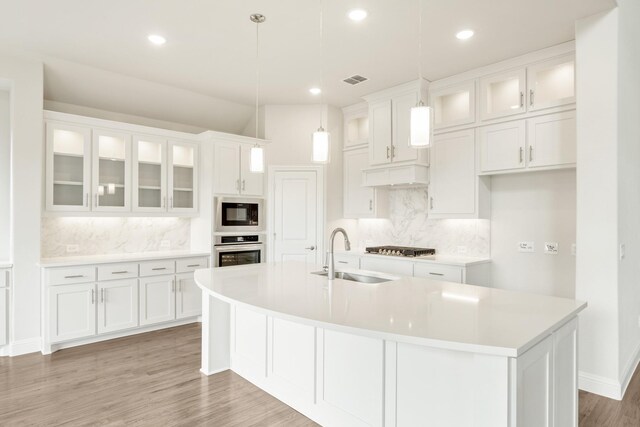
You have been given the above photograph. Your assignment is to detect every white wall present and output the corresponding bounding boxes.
[0,54,43,353]
[491,170,576,298]
[616,0,640,392]
[0,90,10,261]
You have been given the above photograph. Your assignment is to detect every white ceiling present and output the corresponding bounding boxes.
[0,0,614,128]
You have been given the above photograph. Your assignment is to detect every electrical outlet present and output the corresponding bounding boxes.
[571,243,577,256]
[518,241,535,253]
[66,244,79,253]
[457,246,468,254]
[160,240,171,249]
[544,242,559,255]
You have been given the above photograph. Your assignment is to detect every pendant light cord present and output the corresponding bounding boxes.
[319,0,324,129]
[255,20,260,139]
[417,0,424,105]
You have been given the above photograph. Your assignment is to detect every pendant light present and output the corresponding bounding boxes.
[249,13,265,173]
[409,0,432,149]
[312,0,330,164]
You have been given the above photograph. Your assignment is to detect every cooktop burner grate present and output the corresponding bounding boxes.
[365,246,436,257]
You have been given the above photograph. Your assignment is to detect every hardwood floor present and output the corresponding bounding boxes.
[0,323,638,426]
[0,324,317,426]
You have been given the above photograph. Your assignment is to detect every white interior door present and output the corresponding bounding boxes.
[272,169,322,264]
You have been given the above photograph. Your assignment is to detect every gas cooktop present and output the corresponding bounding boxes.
[365,246,436,257]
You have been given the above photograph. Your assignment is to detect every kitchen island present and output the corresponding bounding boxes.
[195,261,586,427]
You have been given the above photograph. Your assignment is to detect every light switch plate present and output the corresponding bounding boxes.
[518,241,535,253]
[544,242,559,255]
[457,246,468,254]
[160,240,171,249]
[66,244,79,253]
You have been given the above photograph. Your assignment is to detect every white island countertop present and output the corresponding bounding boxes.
[40,250,210,267]
[195,261,586,357]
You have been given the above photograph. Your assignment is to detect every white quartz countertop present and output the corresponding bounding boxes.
[195,262,585,357]
[337,250,490,266]
[40,250,210,267]
[0,261,12,269]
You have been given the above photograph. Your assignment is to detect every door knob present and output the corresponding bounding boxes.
[305,245,316,251]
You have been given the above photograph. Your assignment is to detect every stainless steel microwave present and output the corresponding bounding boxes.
[214,197,264,232]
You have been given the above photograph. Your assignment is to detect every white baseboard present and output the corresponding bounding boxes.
[620,341,640,399]
[200,367,229,376]
[3,337,43,357]
[579,371,622,400]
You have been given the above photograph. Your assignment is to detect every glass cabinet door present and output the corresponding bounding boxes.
[133,136,166,211]
[92,131,131,211]
[480,69,526,120]
[431,80,476,129]
[168,141,197,212]
[527,55,575,112]
[46,122,91,211]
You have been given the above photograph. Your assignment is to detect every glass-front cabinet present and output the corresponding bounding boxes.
[168,141,198,212]
[92,130,131,212]
[480,69,527,121]
[431,80,476,130]
[527,55,575,111]
[132,136,167,212]
[46,122,92,211]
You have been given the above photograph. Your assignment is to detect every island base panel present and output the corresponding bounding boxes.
[200,295,230,375]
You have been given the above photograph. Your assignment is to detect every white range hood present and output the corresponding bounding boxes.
[362,163,429,188]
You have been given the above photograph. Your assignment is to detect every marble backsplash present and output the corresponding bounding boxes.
[41,217,190,257]
[337,188,490,257]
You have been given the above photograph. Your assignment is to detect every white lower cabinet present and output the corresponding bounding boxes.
[97,279,138,334]
[176,272,202,319]
[360,257,414,276]
[413,263,463,283]
[43,255,207,352]
[139,274,176,326]
[0,270,10,347]
[49,283,96,343]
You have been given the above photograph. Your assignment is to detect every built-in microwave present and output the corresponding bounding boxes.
[214,197,264,232]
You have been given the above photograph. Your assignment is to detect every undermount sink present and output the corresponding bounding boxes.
[311,270,393,284]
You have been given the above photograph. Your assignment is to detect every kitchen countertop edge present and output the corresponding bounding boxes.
[39,250,211,267]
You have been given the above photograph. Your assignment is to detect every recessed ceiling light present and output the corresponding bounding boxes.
[456,29,474,40]
[147,34,166,45]
[348,9,368,22]
[309,87,322,95]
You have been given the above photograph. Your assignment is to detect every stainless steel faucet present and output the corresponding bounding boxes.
[326,228,351,280]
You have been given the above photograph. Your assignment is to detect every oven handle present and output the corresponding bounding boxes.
[214,244,264,253]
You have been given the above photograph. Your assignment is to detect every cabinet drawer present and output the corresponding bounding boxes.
[176,257,208,273]
[360,257,414,276]
[413,264,463,283]
[47,266,96,286]
[97,263,139,281]
[333,254,359,269]
[139,260,175,277]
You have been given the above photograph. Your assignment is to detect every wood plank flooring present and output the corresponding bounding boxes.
[0,323,638,426]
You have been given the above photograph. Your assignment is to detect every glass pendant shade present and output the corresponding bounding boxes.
[312,128,330,163]
[249,145,265,173]
[409,104,432,148]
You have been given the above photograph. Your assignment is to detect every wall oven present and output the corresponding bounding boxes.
[213,235,264,268]
[215,197,264,232]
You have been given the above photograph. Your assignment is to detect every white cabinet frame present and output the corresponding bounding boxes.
[91,129,132,213]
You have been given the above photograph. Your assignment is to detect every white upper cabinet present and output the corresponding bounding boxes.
[527,55,575,112]
[168,141,198,213]
[46,122,92,212]
[343,147,387,219]
[92,129,131,212]
[343,103,369,148]
[368,100,393,165]
[479,120,527,173]
[214,140,264,196]
[429,129,489,219]
[527,111,576,168]
[431,81,476,130]
[132,136,167,212]
[480,69,527,121]
[391,91,420,163]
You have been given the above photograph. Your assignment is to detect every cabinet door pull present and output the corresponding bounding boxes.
[91,289,95,304]
[520,91,524,108]
[429,272,444,276]
[100,288,105,303]
[112,271,129,274]
[391,145,395,159]
[151,267,167,271]
[338,261,348,264]
[369,199,373,211]
[519,147,524,163]
[529,89,534,106]
[178,282,182,293]
[64,275,84,279]
[242,180,246,191]
[430,197,434,210]
[529,145,534,162]
[187,264,200,268]
[386,146,390,159]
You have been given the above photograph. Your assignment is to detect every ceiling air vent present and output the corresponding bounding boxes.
[343,75,368,85]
